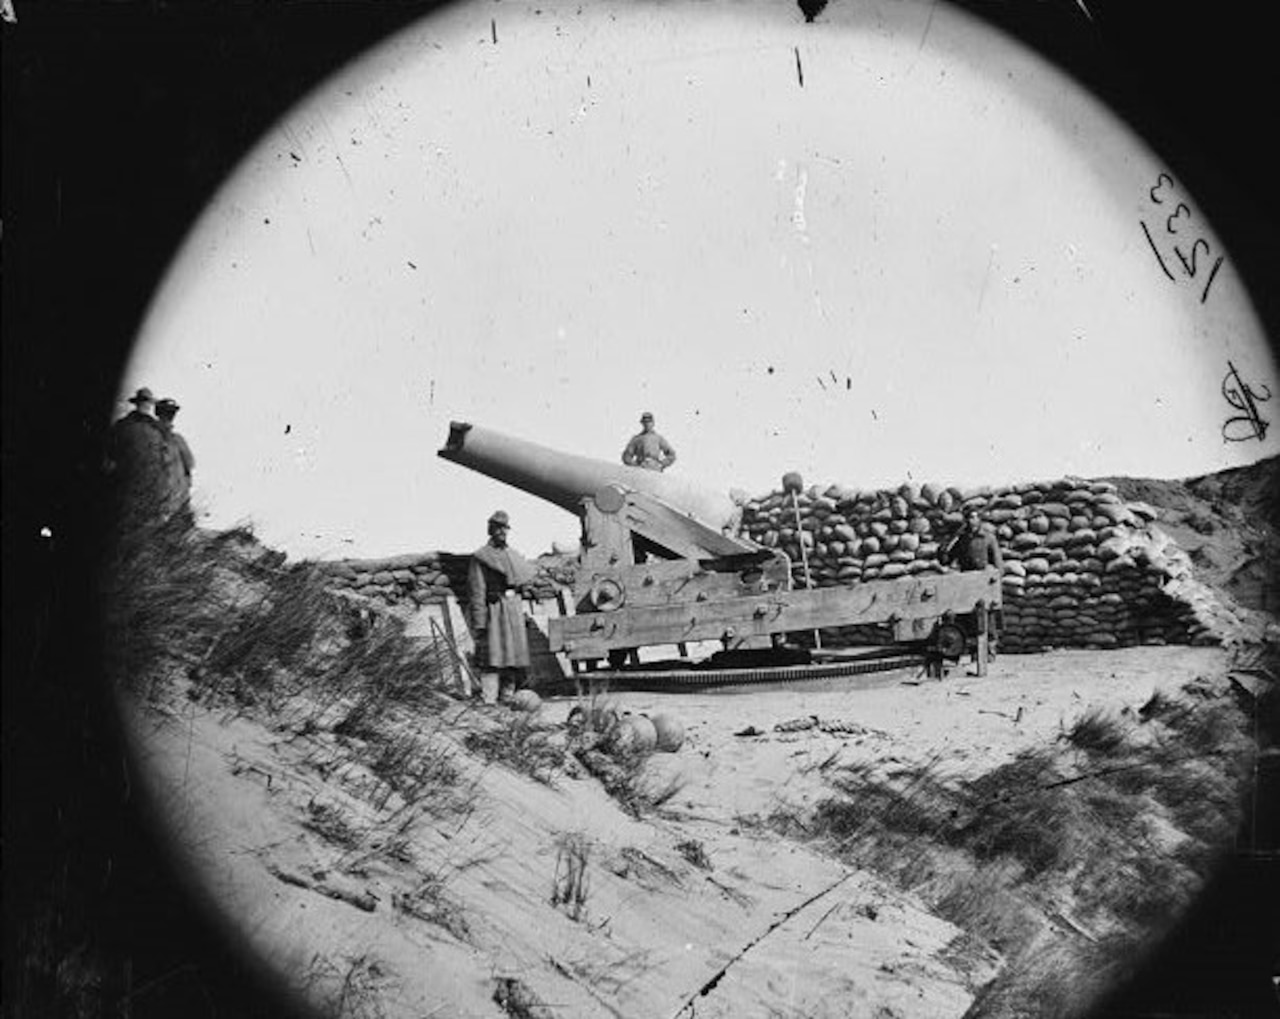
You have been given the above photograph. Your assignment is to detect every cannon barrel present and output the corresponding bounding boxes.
[437,421,742,532]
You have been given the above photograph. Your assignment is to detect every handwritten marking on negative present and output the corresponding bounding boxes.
[1221,361,1271,443]
[1140,172,1225,304]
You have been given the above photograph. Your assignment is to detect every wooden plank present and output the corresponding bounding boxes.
[975,601,990,677]
[551,569,1001,657]
[576,559,785,611]
[579,502,635,575]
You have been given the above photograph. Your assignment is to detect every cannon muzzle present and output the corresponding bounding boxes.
[438,421,741,533]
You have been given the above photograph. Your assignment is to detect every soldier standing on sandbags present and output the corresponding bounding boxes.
[621,412,677,471]
[155,397,196,525]
[104,386,168,529]
[467,510,538,704]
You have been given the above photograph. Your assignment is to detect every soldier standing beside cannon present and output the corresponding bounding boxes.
[940,508,1003,572]
[621,412,677,472]
[467,510,538,704]
[940,507,1003,662]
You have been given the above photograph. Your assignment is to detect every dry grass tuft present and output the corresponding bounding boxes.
[956,751,1074,878]
[573,738,685,819]
[391,873,472,942]
[303,800,363,850]
[463,714,566,786]
[361,728,459,811]
[675,839,712,871]
[303,952,389,1019]
[104,519,455,722]
[551,833,591,921]
[1064,707,1131,754]
[493,976,555,1019]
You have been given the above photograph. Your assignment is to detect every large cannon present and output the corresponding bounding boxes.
[439,421,1001,681]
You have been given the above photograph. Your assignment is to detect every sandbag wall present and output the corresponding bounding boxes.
[738,479,1227,651]
[315,552,569,614]
[315,552,460,607]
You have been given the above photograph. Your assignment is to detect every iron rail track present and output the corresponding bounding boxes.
[545,651,930,694]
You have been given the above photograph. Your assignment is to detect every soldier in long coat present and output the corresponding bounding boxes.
[104,386,169,529]
[155,397,196,523]
[468,510,538,702]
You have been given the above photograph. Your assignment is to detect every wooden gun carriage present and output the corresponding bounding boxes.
[439,421,999,682]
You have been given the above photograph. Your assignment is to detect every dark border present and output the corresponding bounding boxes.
[4,3,1276,1016]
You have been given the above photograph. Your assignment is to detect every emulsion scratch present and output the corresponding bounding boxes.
[491,18,497,44]
[794,46,804,87]
[315,112,353,188]
[917,0,937,54]
[671,874,854,1017]
[332,150,353,188]
[976,244,995,313]
[792,167,808,234]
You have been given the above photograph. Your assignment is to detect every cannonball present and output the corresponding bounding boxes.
[615,714,658,754]
[650,713,686,753]
[510,689,542,713]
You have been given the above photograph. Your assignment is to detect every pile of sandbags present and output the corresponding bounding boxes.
[316,551,566,611]
[315,552,458,607]
[738,477,1234,651]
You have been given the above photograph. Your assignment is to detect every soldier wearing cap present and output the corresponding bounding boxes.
[621,412,677,472]
[155,397,196,523]
[468,510,538,703]
[105,387,168,527]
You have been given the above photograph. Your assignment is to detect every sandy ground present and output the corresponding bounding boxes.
[121,645,1233,1019]
[588,646,1228,825]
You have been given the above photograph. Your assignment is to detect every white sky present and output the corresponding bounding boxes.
[126,0,1278,561]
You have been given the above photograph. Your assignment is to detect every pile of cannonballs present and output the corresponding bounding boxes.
[738,476,1237,651]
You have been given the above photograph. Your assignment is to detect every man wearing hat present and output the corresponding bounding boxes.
[621,412,677,472]
[467,510,539,703]
[105,387,168,527]
[155,397,196,523]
